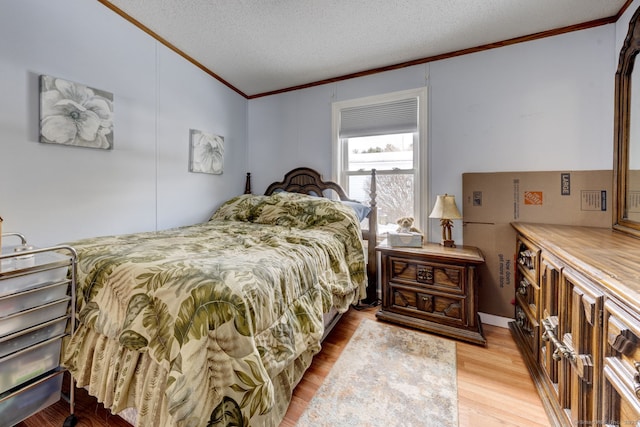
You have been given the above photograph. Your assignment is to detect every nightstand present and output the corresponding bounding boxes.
[375,241,486,346]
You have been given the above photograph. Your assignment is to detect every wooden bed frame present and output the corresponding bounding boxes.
[245,167,378,304]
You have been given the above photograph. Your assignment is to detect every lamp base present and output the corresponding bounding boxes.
[441,239,456,248]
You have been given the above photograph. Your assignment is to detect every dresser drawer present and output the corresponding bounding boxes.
[389,283,465,326]
[515,274,538,321]
[516,236,539,284]
[603,300,640,425]
[603,360,640,426]
[515,303,539,357]
[604,301,640,384]
[388,256,465,295]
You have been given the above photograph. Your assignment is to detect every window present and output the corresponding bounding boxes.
[332,88,427,237]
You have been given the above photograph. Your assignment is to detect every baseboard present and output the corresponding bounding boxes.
[478,312,513,329]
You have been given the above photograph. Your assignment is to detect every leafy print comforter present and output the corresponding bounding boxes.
[62,192,366,427]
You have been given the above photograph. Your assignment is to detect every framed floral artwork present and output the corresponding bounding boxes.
[39,75,114,150]
[189,129,224,175]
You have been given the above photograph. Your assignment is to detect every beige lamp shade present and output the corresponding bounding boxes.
[429,194,462,220]
[429,194,462,247]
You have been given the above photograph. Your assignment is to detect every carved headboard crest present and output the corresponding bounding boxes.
[264,167,356,202]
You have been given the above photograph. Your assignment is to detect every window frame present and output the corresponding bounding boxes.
[331,87,428,237]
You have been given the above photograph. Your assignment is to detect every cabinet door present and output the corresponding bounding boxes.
[540,254,562,400]
[560,271,603,426]
[602,300,640,426]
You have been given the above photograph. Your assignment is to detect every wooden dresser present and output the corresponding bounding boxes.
[376,241,486,346]
[510,222,640,427]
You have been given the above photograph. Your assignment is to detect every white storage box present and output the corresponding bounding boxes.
[0,298,70,338]
[0,281,68,318]
[0,370,63,426]
[0,336,63,394]
[0,316,67,358]
[387,232,424,247]
[0,250,70,298]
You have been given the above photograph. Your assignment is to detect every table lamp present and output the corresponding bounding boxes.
[429,194,462,247]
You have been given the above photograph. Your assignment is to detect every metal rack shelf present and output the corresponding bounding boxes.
[0,233,77,427]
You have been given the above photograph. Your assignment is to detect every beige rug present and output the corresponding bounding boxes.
[296,319,458,427]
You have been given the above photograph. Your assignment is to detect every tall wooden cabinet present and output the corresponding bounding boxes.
[510,223,640,427]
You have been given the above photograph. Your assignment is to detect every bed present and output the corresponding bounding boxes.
[61,167,378,427]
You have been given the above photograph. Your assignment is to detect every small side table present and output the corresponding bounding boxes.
[376,241,486,346]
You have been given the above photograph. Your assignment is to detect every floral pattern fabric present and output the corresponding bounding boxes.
[62,192,366,427]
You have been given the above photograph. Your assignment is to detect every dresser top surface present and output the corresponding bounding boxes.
[512,222,640,304]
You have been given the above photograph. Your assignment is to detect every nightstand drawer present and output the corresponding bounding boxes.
[389,256,465,295]
[389,283,465,326]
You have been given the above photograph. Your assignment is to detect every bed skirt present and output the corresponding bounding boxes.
[62,324,316,427]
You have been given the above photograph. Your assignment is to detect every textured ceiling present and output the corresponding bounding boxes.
[101,0,628,97]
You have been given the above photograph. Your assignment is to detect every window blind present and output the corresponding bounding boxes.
[339,97,418,138]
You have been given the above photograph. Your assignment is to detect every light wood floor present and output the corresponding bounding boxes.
[18,306,551,427]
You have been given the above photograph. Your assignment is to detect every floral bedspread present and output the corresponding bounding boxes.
[62,192,366,427]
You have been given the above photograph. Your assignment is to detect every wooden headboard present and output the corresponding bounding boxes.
[263,167,355,201]
[245,167,378,304]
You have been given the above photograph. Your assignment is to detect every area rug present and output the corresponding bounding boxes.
[296,319,458,427]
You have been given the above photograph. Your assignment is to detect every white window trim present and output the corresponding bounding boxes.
[331,87,429,236]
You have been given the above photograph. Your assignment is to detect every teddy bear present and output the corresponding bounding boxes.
[396,216,422,234]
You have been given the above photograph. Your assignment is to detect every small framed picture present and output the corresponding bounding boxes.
[189,129,224,175]
[39,75,114,150]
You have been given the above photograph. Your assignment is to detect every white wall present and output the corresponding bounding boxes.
[0,0,248,247]
[248,24,617,243]
[3,0,636,248]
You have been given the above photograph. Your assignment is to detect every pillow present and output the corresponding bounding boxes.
[211,194,267,222]
[213,192,370,225]
[341,200,371,222]
[272,189,370,221]
[254,192,366,230]
[253,192,318,228]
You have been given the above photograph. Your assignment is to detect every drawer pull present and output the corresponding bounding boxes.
[542,317,575,361]
[542,317,594,383]
[416,293,433,312]
[515,306,533,334]
[517,247,535,270]
[541,327,564,361]
[517,279,529,296]
[416,266,433,283]
[516,307,526,326]
[552,348,563,361]
[607,317,639,356]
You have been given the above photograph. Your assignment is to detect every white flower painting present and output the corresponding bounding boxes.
[189,129,224,175]
[39,75,114,150]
